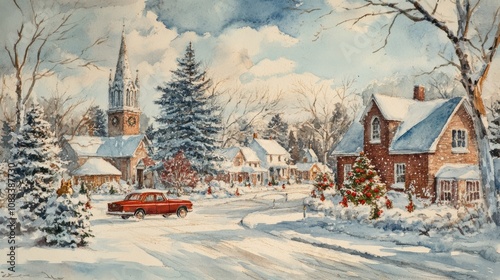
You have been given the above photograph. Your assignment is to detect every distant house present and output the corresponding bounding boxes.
[219,147,267,185]
[296,149,332,182]
[249,137,290,183]
[332,86,482,206]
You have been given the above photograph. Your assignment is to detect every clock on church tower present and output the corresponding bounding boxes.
[107,30,141,137]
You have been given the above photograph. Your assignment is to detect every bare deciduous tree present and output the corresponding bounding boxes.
[39,83,94,142]
[217,86,283,147]
[293,78,360,164]
[4,0,106,131]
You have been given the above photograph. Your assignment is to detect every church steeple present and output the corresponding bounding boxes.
[108,26,141,137]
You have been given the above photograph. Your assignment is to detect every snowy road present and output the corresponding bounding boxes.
[13,187,454,279]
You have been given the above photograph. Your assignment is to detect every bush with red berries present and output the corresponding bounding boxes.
[339,152,389,220]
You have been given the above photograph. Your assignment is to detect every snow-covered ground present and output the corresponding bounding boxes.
[2,184,499,279]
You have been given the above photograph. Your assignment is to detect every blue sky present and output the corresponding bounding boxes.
[1,0,499,123]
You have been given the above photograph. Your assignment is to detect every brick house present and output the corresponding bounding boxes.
[332,86,482,206]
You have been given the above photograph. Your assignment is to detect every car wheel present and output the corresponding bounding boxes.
[134,209,145,220]
[121,215,129,220]
[177,207,188,218]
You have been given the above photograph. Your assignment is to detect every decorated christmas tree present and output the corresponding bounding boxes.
[41,180,93,248]
[340,152,389,219]
[311,172,335,201]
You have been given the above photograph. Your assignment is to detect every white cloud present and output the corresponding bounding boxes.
[248,58,296,78]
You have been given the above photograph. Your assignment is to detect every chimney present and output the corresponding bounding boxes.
[253,133,258,139]
[413,85,425,101]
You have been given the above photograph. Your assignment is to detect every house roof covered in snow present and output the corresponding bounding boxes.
[435,164,480,180]
[332,94,467,155]
[64,134,146,158]
[302,149,318,162]
[251,139,289,156]
[71,158,122,176]
[218,147,260,163]
[331,120,364,156]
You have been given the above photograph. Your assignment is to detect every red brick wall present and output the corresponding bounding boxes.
[428,105,479,199]
[336,155,357,188]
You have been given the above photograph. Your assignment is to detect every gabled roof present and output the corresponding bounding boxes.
[331,119,364,156]
[71,158,121,176]
[64,134,146,158]
[390,97,464,153]
[218,146,260,163]
[251,139,289,155]
[302,149,318,162]
[333,94,467,156]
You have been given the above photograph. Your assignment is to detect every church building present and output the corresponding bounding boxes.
[61,29,152,188]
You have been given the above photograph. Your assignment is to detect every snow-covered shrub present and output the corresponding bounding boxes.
[41,186,93,248]
[92,181,131,195]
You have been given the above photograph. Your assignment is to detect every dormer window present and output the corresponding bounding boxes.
[371,117,381,143]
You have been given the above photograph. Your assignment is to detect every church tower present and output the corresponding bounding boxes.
[107,28,141,137]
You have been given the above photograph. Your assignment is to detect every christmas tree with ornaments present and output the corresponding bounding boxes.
[311,172,335,202]
[340,152,391,219]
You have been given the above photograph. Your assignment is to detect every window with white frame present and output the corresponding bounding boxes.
[344,164,352,180]
[439,180,453,202]
[371,117,381,143]
[465,181,481,202]
[452,129,467,150]
[395,163,406,184]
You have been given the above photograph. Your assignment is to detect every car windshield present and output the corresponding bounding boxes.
[124,193,141,201]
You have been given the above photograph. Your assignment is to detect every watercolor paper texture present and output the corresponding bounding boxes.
[1,0,499,279]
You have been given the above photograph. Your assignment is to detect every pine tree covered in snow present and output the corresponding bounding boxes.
[340,152,388,220]
[311,172,335,201]
[41,181,93,248]
[264,114,288,148]
[161,151,199,194]
[10,103,64,231]
[154,42,221,174]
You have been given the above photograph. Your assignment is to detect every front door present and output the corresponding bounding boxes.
[137,169,144,188]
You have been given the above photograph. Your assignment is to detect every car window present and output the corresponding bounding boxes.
[125,194,141,201]
[156,194,165,202]
[144,194,155,202]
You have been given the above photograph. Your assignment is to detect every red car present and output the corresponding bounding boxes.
[107,190,193,219]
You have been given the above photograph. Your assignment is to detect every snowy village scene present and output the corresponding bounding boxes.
[2,0,500,279]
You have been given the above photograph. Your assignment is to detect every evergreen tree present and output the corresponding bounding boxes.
[154,42,221,174]
[1,121,13,161]
[288,131,300,164]
[145,124,155,141]
[264,114,288,148]
[87,106,107,137]
[41,181,93,248]
[339,152,388,220]
[10,103,64,231]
